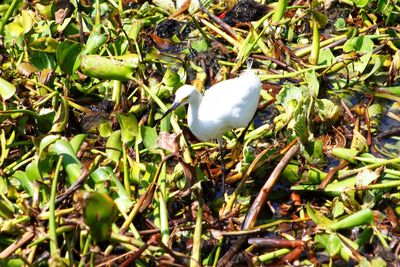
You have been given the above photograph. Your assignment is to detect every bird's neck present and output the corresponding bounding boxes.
[187,92,202,129]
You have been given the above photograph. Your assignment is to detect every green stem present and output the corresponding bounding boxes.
[308,19,320,65]
[122,143,132,196]
[0,0,20,34]
[95,0,101,26]
[78,234,92,267]
[49,156,63,256]
[157,190,170,246]
[191,192,204,267]
[339,157,400,178]
[272,0,288,22]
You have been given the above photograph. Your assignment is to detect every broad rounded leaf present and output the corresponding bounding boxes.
[56,41,82,75]
[0,77,16,100]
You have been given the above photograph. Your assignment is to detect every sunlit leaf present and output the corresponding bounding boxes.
[0,77,16,100]
[51,139,83,184]
[116,113,138,143]
[330,209,373,230]
[315,233,342,256]
[141,126,158,150]
[106,130,122,164]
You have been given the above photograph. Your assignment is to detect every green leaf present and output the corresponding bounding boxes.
[116,113,138,143]
[56,40,82,75]
[191,39,209,53]
[90,167,132,212]
[106,130,122,164]
[80,54,138,81]
[29,37,59,53]
[39,135,61,157]
[343,36,373,73]
[315,233,342,257]
[35,109,55,133]
[70,134,86,154]
[141,126,158,150]
[331,147,359,164]
[82,31,107,55]
[304,69,319,97]
[51,139,83,184]
[25,159,42,181]
[82,192,118,242]
[293,111,309,145]
[0,77,16,100]
[50,96,69,133]
[11,171,34,196]
[353,0,370,7]
[332,200,345,218]
[318,47,335,65]
[306,202,332,227]
[98,121,113,137]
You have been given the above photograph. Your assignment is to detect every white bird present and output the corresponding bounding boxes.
[161,65,262,189]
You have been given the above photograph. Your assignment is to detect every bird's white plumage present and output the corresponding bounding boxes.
[171,69,262,142]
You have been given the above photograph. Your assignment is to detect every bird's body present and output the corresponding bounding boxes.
[161,65,262,190]
[167,69,262,142]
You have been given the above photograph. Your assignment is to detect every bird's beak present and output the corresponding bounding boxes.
[160,101,181,121]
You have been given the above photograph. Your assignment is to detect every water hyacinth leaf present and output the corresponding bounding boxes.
[318,47,335,65]
[338,234,359,262]
[343,36,373,73]
[25,159,42,181]
[35,109,55,133]
[39,135,61,157]
[330,209,373,230]
[311,10,328,27]
[276,85,304,110]
[0,77,16,100]
[141,126,158,151]
[162,68,182,87]
[30,51,57,70]
[361,55,383,81]
[29,37,59,53]
[106,130,122,164]
[304,69,319,97]
[116,113,138,143]
[14,10,34,33]
[50,96,69,133]
[294,111,309,145]
[331,147,359,164]
[0,258,26,267]
[98,121,113,137]
[315,233,342,257]
[353,0,370,7]
[81,31,107,55]
[51,139,82,184]
[4,22,24,48]
[191,39,209,53]
[306,202,332,227]
[11,171,34,196]
[82,191,118,242]
[153,0,176,13]
[80,54,138,81]
[316,99,340,123]
[56,40,82,75]
[90,167,132,211]
[332,200,345,218]
[70,134,86,154]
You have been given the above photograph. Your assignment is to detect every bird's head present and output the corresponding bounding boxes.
[160,85,199,120]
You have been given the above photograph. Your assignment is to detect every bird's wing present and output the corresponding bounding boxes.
[199,73,261,127]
